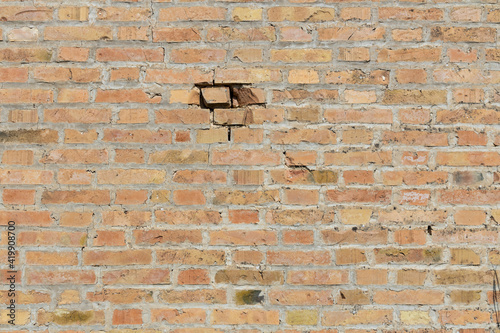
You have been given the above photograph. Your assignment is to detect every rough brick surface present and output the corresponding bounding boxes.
[0,0,499,331]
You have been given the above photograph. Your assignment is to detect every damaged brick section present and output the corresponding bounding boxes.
[195,83,266,127]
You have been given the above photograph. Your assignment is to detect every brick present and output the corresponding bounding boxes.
[3,189,36,205]
[160,289,226,304]
[95,89,161,103]
[159,249,225,265]
[271,49,332,62]
[280,27,313,42]
[357,269,388,285]
[374,248,443,264]
[401,311,431,325]
[96,48,163,62]
[173,189,206,205]
[201,87,231,107]
[271,128,336,144]
[434,270,492,285]
[60,212,92,227]
[336,249,367,265]
[454,210,486,225]
[431,27,496,42]
[110,68,140,81]
[26,251,78,266]
[327,190,391,203]
[83,250,151,266]
[113,309,142,325]
[117,108,148,122]
[344,90,376,103]
[134,229,201,245]
[152,308,206,323]
[232,7,262,21]
[327,70,388,85]
[58,169,92,185]
[97,7,150,21]
[323,310,392,325]
[27,270,96,285]
[153,28,201,42]
[270,289,333,305]
[38,309,104,325]
[118,26,149,40]
[233,48,263,62]
[383,90,447,104]
[379,8,443,20]
[0,48,51,62]
[97,169,166,184]
[178,269,210,285]
[215,269,283,285]
[451,248,480,265]
[268,7,335,22]
[171,49,226,63]
[439,310,490,325]
[2,150,33,165]
[397,270,427,285]
[159,7,227,21]
[343,170,374,184]
[16,230,86,245]
[207,27,276,42]
[8,27,39,42]
[341,7,371,20]
[287,270,348,285]
[58,7,88,20]
[450,290,481,304]
[42,190,110,204]
[0,89,53,104]
[271,169,337,185]
[0,170,53,184]
[324,109,393,123]
[378,48,441,62]
[319,27,385,41]
[268,250,330,265]
[64,129,98,143]
[102,211,151,226]
[374,290,444,304]
[40,149,108,164]
[392,28,422,41]
[324,229,386,245]
[57,88,88,103]
[339,209,373,225]
[210,230,277,245]
[8,109,38,123]
[437,109,499,124]
[0,7,53,21]
[103,269,170,285]
[215,68,281,83]
[286,310,319,325]
[44,26,112,40]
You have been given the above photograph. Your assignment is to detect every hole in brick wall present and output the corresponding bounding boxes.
[194,83,266,110]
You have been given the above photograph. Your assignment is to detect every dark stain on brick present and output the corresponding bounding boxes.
[0,129,58,143]
[235,290,264,305]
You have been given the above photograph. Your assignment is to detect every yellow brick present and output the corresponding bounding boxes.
[58,7,89,21]
[288,70,319,84]
[286,310,319,325]
[233,7,262,21]
[340,209,372,224]
[197,128,228,143]
[400,311,431,325]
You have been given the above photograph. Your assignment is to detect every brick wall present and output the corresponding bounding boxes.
[1,0,499,331]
